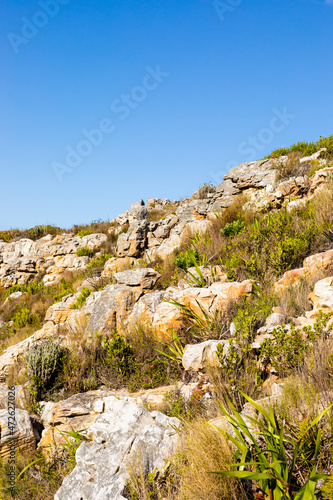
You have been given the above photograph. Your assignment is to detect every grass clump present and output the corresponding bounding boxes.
[76,246,92,257]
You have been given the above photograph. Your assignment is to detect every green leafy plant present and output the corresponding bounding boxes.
[221,220,245,238]
[53,278,74,303]
[57,427,92,470]
[213,393,332,499]
[12,306,31,329]
[153,330,185,368]
[174,249,203,271]
[87,253,111,270]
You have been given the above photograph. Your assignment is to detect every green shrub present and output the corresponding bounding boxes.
[0,231,13,242]
[103,333,135,379]
[77,228,93,237]
[70,287,91,309]
[266,134,333,160]
[220,220,245,238]
[5,281,44,299]
[76,246,92,257]
[12,306,31,328]
[25,340,65,404]
[222,209,316,282]
[260,312,332,377]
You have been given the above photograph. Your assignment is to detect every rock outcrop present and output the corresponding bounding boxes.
[54,398,180,500]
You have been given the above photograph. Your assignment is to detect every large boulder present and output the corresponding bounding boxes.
[127,290,166,325]
[54,398,179,500]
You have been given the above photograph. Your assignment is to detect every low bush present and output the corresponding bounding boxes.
[220,220,245,237]
[260,312,332,377]
[5,281,44,299]
[25,340,65,406]
[77,228,93,237]
[12,306,32,329]
[193,183,216,199]
[266,134,333,159]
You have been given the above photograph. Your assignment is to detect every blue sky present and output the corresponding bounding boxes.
[1,0,333,229]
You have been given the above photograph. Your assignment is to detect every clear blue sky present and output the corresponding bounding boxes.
[1,0,333,230]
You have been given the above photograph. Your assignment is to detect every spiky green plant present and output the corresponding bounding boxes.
[212,393,332,500]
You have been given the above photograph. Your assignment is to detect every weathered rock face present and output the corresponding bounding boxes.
[114,200,149,226]
[127,290,166,326]
[0,408,36,459]
[274,268,308,293]
[116,220,149,258]
[221,159,279,190]
[304,249,333,273]
[182,340,229,371]
[54,398,180,500]
[85,284,143,335]
[114,268,160,289]
[0,233,107,288]
[0,322,58,380]
[152,280,252,338]
[102,257,137,277]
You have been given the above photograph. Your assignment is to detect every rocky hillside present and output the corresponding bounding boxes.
[1,136,333,499]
